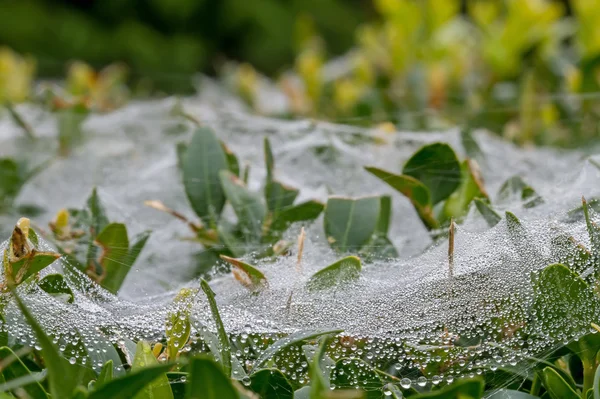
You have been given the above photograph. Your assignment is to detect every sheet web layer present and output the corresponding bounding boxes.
[1,87,600,390]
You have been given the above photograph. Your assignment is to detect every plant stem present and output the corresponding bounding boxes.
[530,373,541,396]
[582,360,595,395]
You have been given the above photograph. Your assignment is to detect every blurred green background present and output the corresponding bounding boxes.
[0,0,373,91]
[3,0,600,148]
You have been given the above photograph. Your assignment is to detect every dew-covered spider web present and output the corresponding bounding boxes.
[2,77,600,394]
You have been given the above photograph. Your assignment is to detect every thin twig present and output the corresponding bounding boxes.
[296,227,305,274]
[144,200,203,233]
[448,218,455,279]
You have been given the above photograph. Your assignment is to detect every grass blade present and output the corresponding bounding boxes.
[200,279,232,377]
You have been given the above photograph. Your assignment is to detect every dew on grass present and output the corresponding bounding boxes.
[1,90,600,387]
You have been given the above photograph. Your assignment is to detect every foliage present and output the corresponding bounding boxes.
[2,53,600,399]
[222,0,600,147]
[147,127,324,276]
[0,0,366,92]
[3,186,600,398]
[48,188,150,294]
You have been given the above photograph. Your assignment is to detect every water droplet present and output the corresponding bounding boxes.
[400,378,411,389]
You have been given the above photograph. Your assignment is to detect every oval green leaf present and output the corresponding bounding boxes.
[38,273,74,303]
[187,357,239,399]
[88,363,174,399]
[402,143,461,204]
[306,256,361,292]
[220,255,268,292]
[474,198,501,227]
[365,166,438,229]
[182,127,229,224]
[542,367,579,399]
[253,329,343,371]
[531,264,600,340]
[131,340,174,399]
[324,196,380,252]
[94,223,130,294]
[219,170,267,239]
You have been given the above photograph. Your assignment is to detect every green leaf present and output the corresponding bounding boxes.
[94,223,130,294]
[474,198,501,227]
[264,137,298,213]
[582,198,600,272]
[460,126,484,166]
[376,196,392,235]
[324,196,380,252]
[131,341,173,399]
[217,219,245,258]
[266,181,299,215]
[505,211,541,259]
[253,329,343,371]
[220,255,268,292]
[97,360,114,387]
[411,377,483,398]
[219,170,267,239]
[72,386,88,399]
[0,346,49,398]
[383,383,403,399]
[402,143,461,204]
[186,357,239,399]
[38,273,74,303]
[7,252,61,285]
[365,167,438,229]
[486,389,539,398]
[85,188,109,278]
[550,234,591,277]
[306,256,362,292]
[126,231,151,268]
[264,137,275,184]
[166,288,194,361]
[82,331,125,380]
[28,227,39,248]
[182,127,229,224]
[498,176,543,208]
[330,358,381,399]
[249,369,293,399]
[593,356,600,399]
[531,264,600,340]
[542,367,579,399]
[302,345,335,389]
[221,141,240,177]
[309,336,334,399]
[87,363,174,399]
[268,201,324,235]
[87,188,109,236]
[567,198,600,223]
[363,196,398,259]
[194,326,247,380]
[363,235,398,259]
[200,279,232,378]
[0,370,47,395]
[12,291,82,399]
[443,159,488,221]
